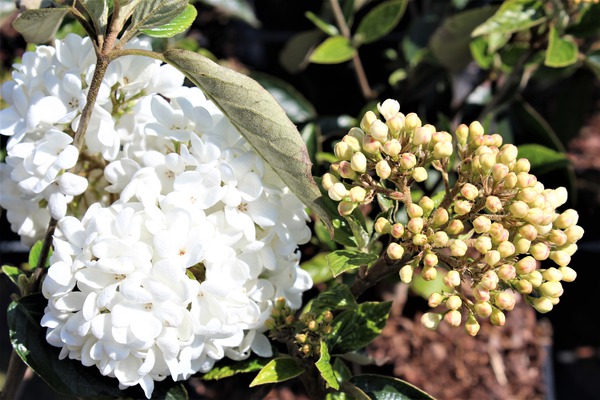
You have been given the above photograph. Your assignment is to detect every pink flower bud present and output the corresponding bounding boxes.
[391,223,404,238]
[444,270,461,287]
[407,217,424,234]
[444,310,462,327]
[474,301,492,318]
[445,219,464,235]
[484,250,501,266]
[530,242,550,260]
[497,264,516,280]
[494,291,515,311]
[424,252,438,267]
[492,163,509,181]
[480,270,499,290]
[516,172,536,188]
[519,224,538,241]
[485,196,503,213]
[338,161,357,179]
[375,217,392,234]
[454,200,472,216]
[446,295,462,310]
[382,139,401,156]
[413,125,434,145]
[516,256,537,274]
[461,183,479,200]
[497,241,515,258]
[432,208,449,226]
[422,266,437,280]
[362,135,382,154]
[387,242,405,260]
[473,215,492,234]
[428,292,444,308]
[399,153,417,169]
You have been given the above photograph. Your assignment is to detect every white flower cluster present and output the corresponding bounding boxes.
[1,34,313,397]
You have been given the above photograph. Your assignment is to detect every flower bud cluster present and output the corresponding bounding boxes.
[322,101,583,335]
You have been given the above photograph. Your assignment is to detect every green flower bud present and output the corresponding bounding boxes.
[433,141,453,159]
[532,296,554,313]
[474,301,493,318]
[479,153,496,171]
[513,235,531,254]
[475,235,492,253]
[338,200,357,216]
[490,308,506,326]
[412,167,428,182]
[370,119,389,142]
[444,309,462,327]
[328,182,349,201]
[557,243,578,256]
[323,310,334,323]
[468,121,484,141]
[432,208,449,226]
[391,223,405,239]
[525,270,543,287]
[450,239,468,257]
[334,141,353,160]
[428,292,444,308]
[446,295,462,310]
[413,233,428,246]
[407,203,424,218]
[419,196,435,214]
[559,266,577,282]
[485,196,503,213]
[456,124,469,146]
[351,152,367,173]
[514,279,533,294]
[530,242,550,261]
[382,138,401,156]
[422,266,437,280]
[387,242,405,260]
[446,219,464,235]
[549,229,568,246]
[399,264,414,283]
[542,267,563,282]
[509,201,529,218]
[513,158,531,174]
[375,217,392,234]
[360,110,377,132]
[497,264,516,280]
[494,291,515,311]
[405,112,422,131]
[295,333,308,343]
[516,256,537,275]
[444,270,461,287]
[504,172,518,189]
[465,314,481,336]
[421,312,442,330]
[539,281,563,298]
[399,153,417,170]
[349,186,367,203]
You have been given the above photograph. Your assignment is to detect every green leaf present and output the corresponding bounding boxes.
[568,3,600,38]
[350,374,436,399]
[302,253,334,285]
[517,144,569,174]
[354,0,408,45]
[429,6,499,72]
[279,29,324,74]
[584,49,600,79]
[28,240,45,269]
[328,301,391,354]
[304,283,357,316]
[305,11,339,36]
[1,265,21,287]
[510,97,565,151]
[309,36,355,64]
[249,357,305,387]
[130,0,188,31]
[316,341,339,390]
[197,0,260,28]
[201,356,271,380]
[410,268,450,300]
[163,49,332,232]
[140,4,197,38]
[327,250,378,278]
[12,7,69,43]
[80,0,109,37]
[544,26,579,68]
[472,0,547,37]
[251,72,317,124]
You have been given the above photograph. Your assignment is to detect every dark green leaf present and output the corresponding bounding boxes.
[568,3,600,38]
[140,4,196,38]
[1,265,21,287]
[333,357,353,383]
[544,26,579,68]
[309,36,355,64]
[472,0,547,37]
[251,73,317,124]
[327,250,378,278]
[197,0,260,27]
[279,29,324,74]
[584,50,600,79]
[315,176,357,247]
[201,356,271,380]
[304,283,357,316]
[517,144,569,174]
[316,341,339,389]
[302,253,334,285]
[164,384,189,400]
[354,0,408,45]
[350,374,436,399]
[249,357,304,387]
[429,6,498,72]
[12,7,69,43]
[301,122,319,167]
[328,301,391,354]
[305,11,339,36]
[510,97,565,151]
[130,0,187,31]
[164,49,332,232]
[80,0,109,37]
[345,208,370,251]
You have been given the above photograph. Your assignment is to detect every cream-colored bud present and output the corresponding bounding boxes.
[405,112,422,130]
[530,242,550,261]
[499,144,518,165]
[432,231,449,247]
[542,267,563,282]
[460,183,479,201]
[444,309,462,327]
[362,135,382,154]
[454,200,472,216]
[421,312,442,330]
[399,153,417,170]
[446,295,462,310]
[370,119,389,142]
[419,196,434,214]
[433,141,453,159]
[386,113,405,135]
[456,124,469,145]
[412,167,428,182]
[382,139,401,156]
[375,159,392,179]
[518,187,537,204]
[536,222,553,235]
[469,121,484,141]
[564,225,584,244]
[515,279,533,294]
[491,133,503,147]
[422,266,437,280]
[413,233,428,246]
[492,163,509,181]
[497,264,517,280]
[391,223,404,238]
[328,182,349,201]
[375,217,392,234]
[504,172,518,188]
[549,229,568,246]
[377,99,400,120]
[338,200,357,216]
[509,201,529,218]
[347,127,365,141]
[474,301,492,318]
[559,266,577,282]
[497,241,516,258]
[446,219,464,235]
[513,236,531,254]
[516,256,537,275]
[407,217,424,234]
[350,152,367,173]
[334,141,353,160]
[475,235,493,253]
[444,270,461,287]
[465,315,481,336]
[360,110,377,132]
[428,292,444,308]
[349,186,367,203]
[473,216,492,234]
[338,161,357,179]
[343,133,362,152]
[432,208,449,226]
[513,158,531,173]
[479,153,496,171]
[490,308,506,326]
[554,187,569,207]
[516,172,536,188]
[557,243,578,256]
[321,173,339,190]
[481,270,499,290]
[424,252,438,268]
[387,242,405,260]
[519,224,538,241]
[532,296,553,313]
[494,291,515,311]
[486,195,503,213]
[524,207,544,225]
[525,270,543,287]
[413,125,433,145]
[484,250,501,266]
[407,203,424,219]
[489,223,509,243]
[549,251,571,268]
[399,264,414,283]
[450,239,468,257]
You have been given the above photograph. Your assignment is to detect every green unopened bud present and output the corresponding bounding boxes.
[338,200,357,216]
[514,279,533,294]
[347,127,365,141]
[539,281,563,298]
[295,333,308,343]
[494,291,515,311]
[432,208,449,226]
[514,235,531,254]
[421,312,442,330]
[530,242,550,261]
[509,201,529,218]
[542,267,563,282]
[375,159,391,179]
[559,266,577,282]
[413,233,428,246]
[444,270,461,287]
[465,314,481,336]
[446,295,462,310]
[532,296,554,313]
[391,223,404,239]
[479,153,496,171]
[444,309,462,327]
[375,217,392,234]
[422,266,437,280]
[468,121,484,141]
[485,196,503,213]
[456,124,469,146]
[513,158,531,174]
[407,204,424,218]
[445,219,464,235]
[370,119,389,142]
[412,167,428,182]
[490,308,506,326]
[419,196,434,214]
[499,144,518,165]
[405,112,422,131]
[382,139,401,156]
[557,243,578,256]
[407,217,424,234]
[323,310,334,323]
[399,264,414,283]
[387,242,405,260]
[504,172,518,189]
[525,270,543,287]
[433,141,453,159]
[498,264,516,280]
[399,153,417,170]
[428,292,444,308]
[265,318,277,330]
[360,110,377,132]
[450,239,468,257]
[475,235,492,254]
[474,301,493,318]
